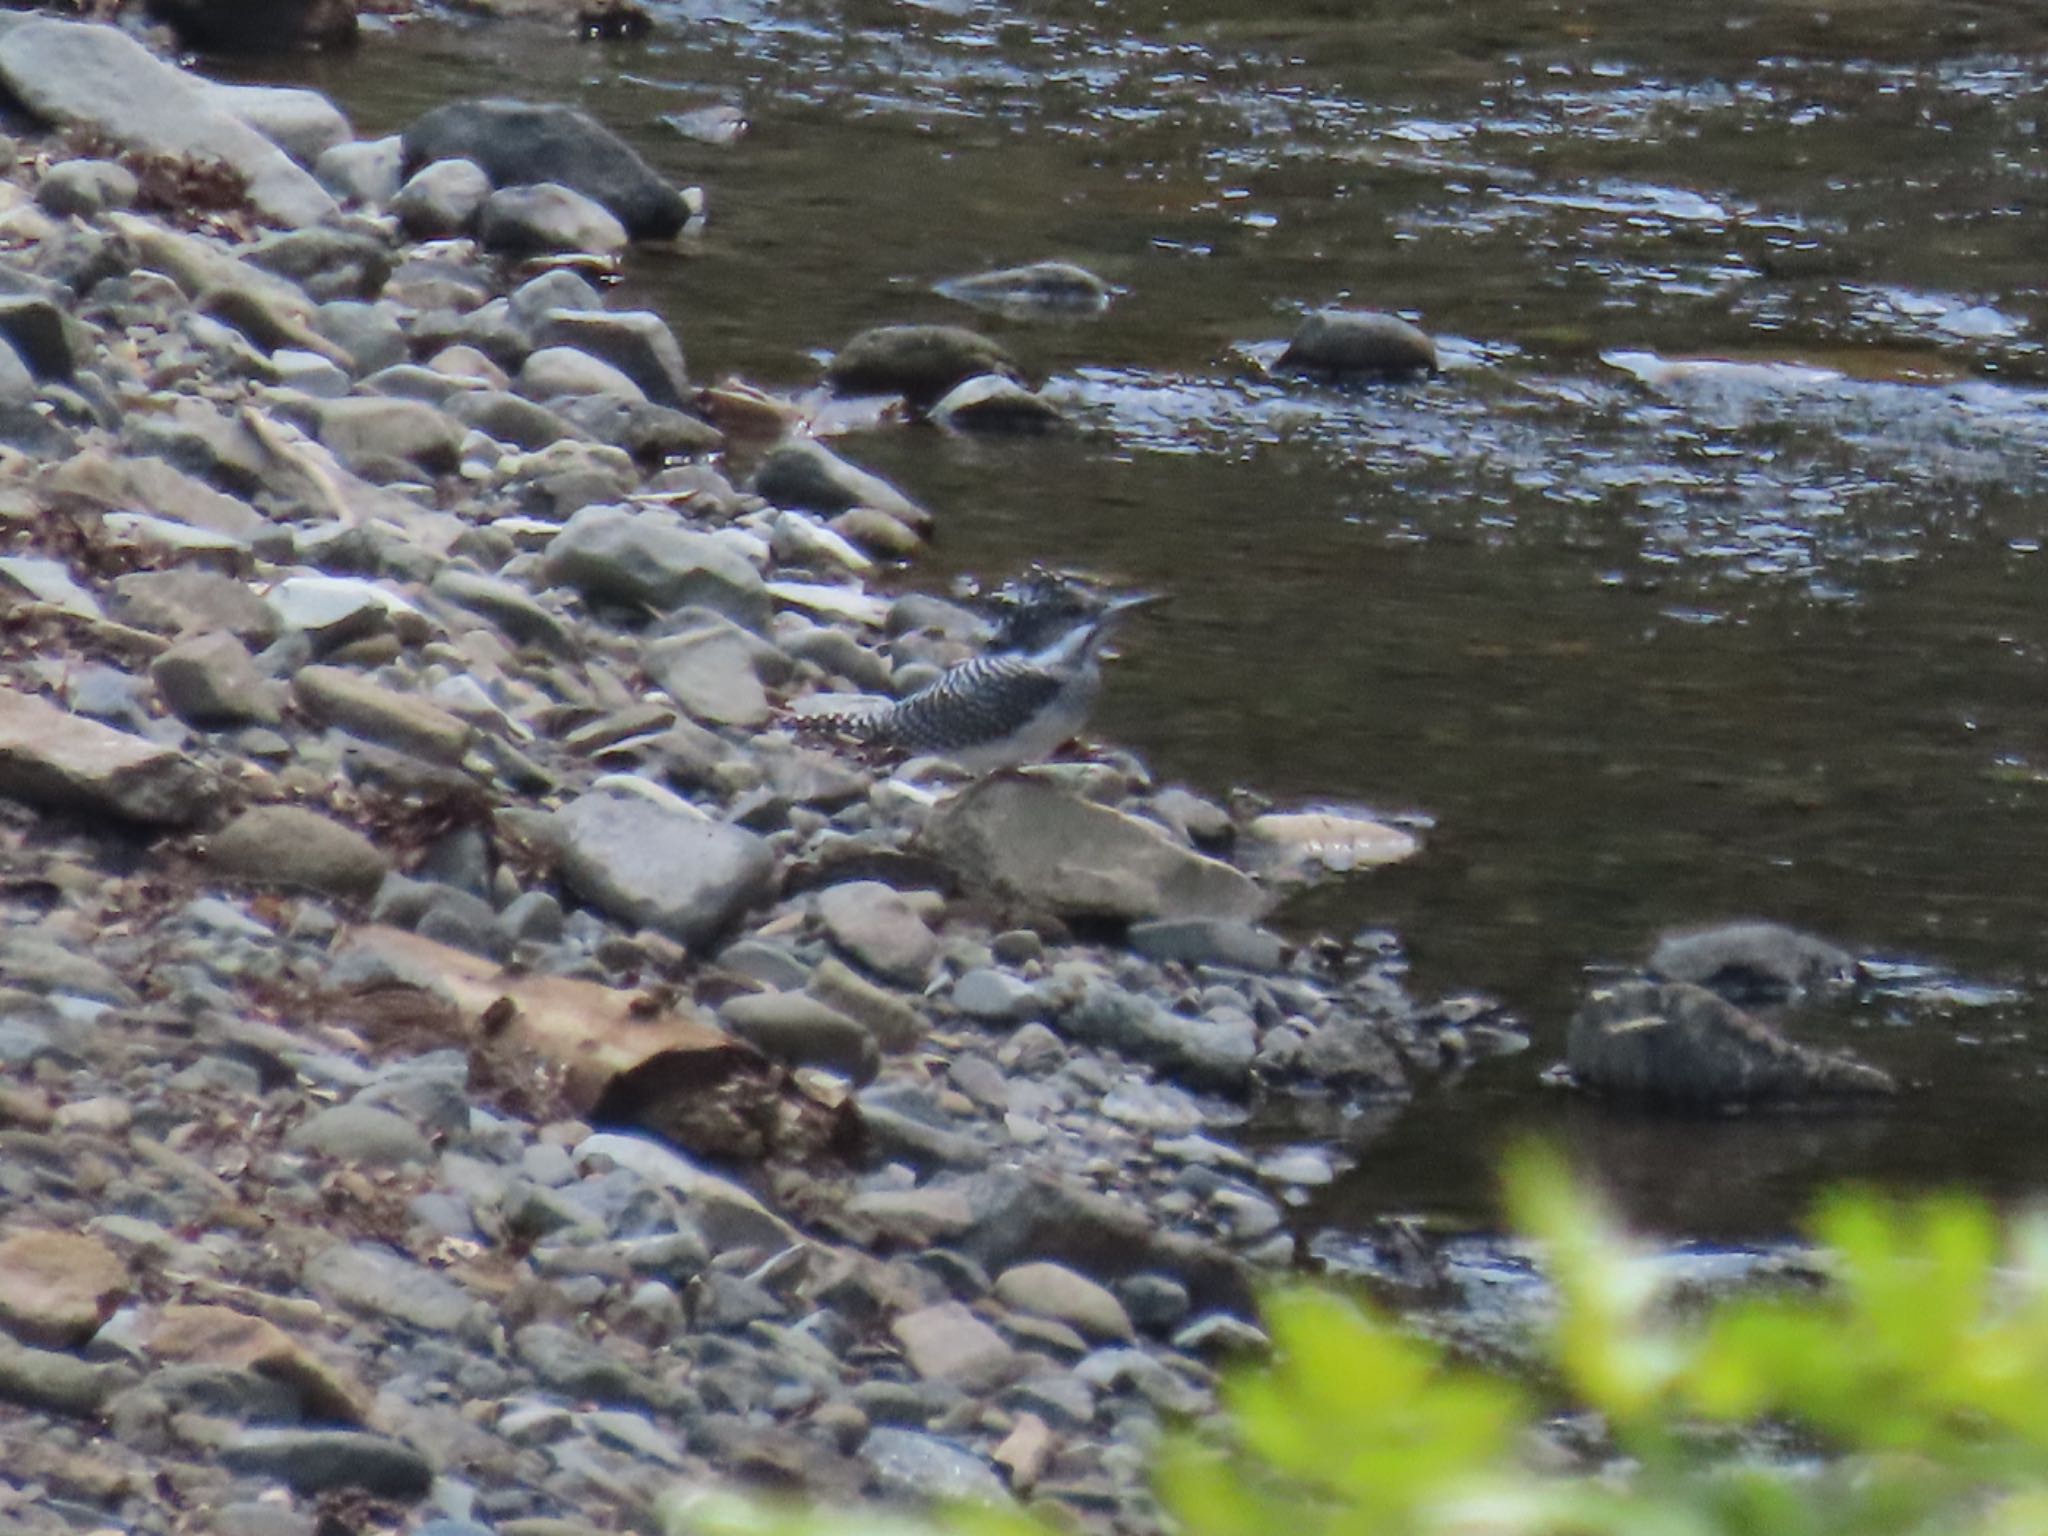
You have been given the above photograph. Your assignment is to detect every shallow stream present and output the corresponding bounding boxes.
[250,0,2048,1245]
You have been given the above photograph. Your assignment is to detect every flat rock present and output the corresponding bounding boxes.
[151,632,281,728]
[718,991,877,1083]
[827,324,1018,404]
[1277,308,1437,378]
[401,99,688,239]
[0,684,219,826]
[112,568,276,642]
[220,1428,433,1501]
[923,775,1268,925]
[315,396,464,478]
[889,1302,1020,1393]
[815,881,939,986]
[0,1230,128,1348]
[1127,917,1285,972]
[573,1131,797,1252]
[554,788,775,950]
[752,439,932,533]
[644,613,775,727]
[479,182,628,257]
[207,804,389,900]
[993,1261,1133,1342]
[1243,809,1420,878]
[0,19,337,228]
[293,667,474,765]
[533,309,688,408]
[144,1303,365,1423]
[1568,980,1896,1106]
[1647,921,1860,1004]
[544,503,769,626]
[304,1242,472,1331]
[287,1102,433,1165]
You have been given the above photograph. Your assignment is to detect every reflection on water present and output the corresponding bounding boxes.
[263,0,2048,1238]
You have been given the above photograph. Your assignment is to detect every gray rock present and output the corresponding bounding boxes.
[519,345,647,403]
[0,19,336,228]
[816,881,939,987]
[430,568,575,654]
[644,610,779,727]
[401,98,689,240]
[929,374,1065,433]
[479,182,628,257]
[292,667,474,766]
[287,1103,433,1166]
[1569,980,1895,1105]
[862,1427,1010,1507]
[1127,918,1285,972]
[0,685,219,826]
[572,1132,797,1253]
[806,957,923,1051]
[316,395,464,478]
[205,804,384,902]
[304,1242,473,1331]
[0,295,79,381]
[544,503,768,626]
[315,300,408,374]
[37,158,137,218]
[1278,308,1437,378]
[827,324,1018,404]
[1173,1313,1272,1359]
[554,788,775,949]
[508,268,605,330]
[1116,1274,1190,1335]
[0,1333,134,1416]
[196,81,352,168]
[951,968,1041,1022]
[549,393,723,462]
[719,992,878,1083]
[994,1262,1133,1342]
[315,136,405,207]
[1060,986,1258,1092]
[923,776,1267,925]
[752,439,931,533]
[149,638,280,733]
[112,568,277,643]
[935,260,1115,317]
[1647,921,1860,1004]
[220,1428,433,1500]
[1074,1346,1210,1416]
[445,388,586,454]
[533,310,688,408]
[513,1323,665,1408]
[391,157,493,238]
[889,1302,1019,1393]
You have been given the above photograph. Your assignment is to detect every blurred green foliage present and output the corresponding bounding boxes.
[665,1146,2048,1536]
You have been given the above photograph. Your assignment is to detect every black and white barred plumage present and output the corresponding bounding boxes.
[803,593,1154,771]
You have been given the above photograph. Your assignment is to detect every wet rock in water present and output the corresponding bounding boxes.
[0,685,220,826]
[752,438,933,534]
[826,324,1020,405]
[1568,979,1895,1106]
[147,0,359,53]
[936,260,1115,318]
[1647,921,1860,1004]
[220,1428,433,1501]
[553,786,776,949]
[923,775,1268,925]
[544,502,769,625]
[205,805,390,900]
[0,1230,129,1349]
[1277,308,1438,379]
[0,18,339,228]
[1242,808,1420,880]
[479,182,629,257]
[401,98,690,239]
[391,157,493,239]
[929,373,1066,434]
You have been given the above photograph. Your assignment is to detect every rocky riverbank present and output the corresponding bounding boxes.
[0,13,1496,1536]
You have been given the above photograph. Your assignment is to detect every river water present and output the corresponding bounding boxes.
[252,0,2048,1243]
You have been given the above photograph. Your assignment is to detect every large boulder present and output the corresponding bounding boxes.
[400,99,687,240]
[921,775,1268,925]
[0,19,338,228]
[1568,980,1894,1106]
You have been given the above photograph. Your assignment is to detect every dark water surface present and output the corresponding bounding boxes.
[254,0,2048,1241]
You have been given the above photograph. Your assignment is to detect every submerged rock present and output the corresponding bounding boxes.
[1647,921,1860,1004]
[1568,979,1894,1106]
[935,260,1115,318]
[1277,308,1437,378]
[929,373,1066,434]
[826,324,1019,405]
